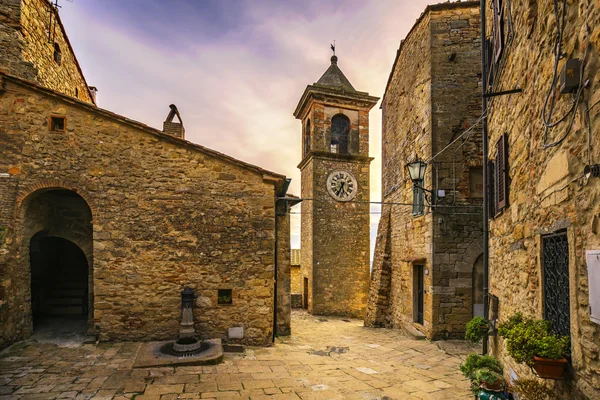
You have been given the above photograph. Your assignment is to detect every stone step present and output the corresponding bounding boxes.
[402,324,427,340]
[49,289,85,298]
[48,306,84,315]
[46,297,83,306]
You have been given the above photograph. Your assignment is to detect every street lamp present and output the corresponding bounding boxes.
[406,158,428,183]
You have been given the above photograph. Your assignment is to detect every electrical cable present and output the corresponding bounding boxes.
[542,0,590,149]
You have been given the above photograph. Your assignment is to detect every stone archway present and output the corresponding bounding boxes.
[20,188,93,335]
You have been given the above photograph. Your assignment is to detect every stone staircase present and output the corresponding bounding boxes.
[44,267,87,316]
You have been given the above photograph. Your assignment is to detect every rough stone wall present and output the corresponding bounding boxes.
[0,77,284,348]
[310,154,371,318]
[365,3,482,339]
[429,5,483,338]
[0,0,93,103]
[485,0,600,397]
[276,202,291,336]
[300,154,314,313]
[290,265,301,293]
[365,9,434,336]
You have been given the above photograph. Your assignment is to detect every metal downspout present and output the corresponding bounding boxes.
[480,0,490,356]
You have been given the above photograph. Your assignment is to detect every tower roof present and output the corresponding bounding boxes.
[315,55,356,92]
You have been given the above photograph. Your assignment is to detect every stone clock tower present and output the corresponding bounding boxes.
[294,54,379,318]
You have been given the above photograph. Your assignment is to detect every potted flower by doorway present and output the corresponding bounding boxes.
[498,312,569,379]
[465,316,491,344]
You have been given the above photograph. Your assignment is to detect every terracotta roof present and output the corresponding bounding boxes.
[291,249,301,266]
[0,72,287,184]
[380,0,480,107]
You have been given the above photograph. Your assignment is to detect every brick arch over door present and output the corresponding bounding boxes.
[454,238,484,319]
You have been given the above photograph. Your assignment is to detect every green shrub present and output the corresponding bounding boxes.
[460,353,504,379]
[498,313,569,366]
[511,378,555,400]
[472,368,504,388]
[465,316,490,343]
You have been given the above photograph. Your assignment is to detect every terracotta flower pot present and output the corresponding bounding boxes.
[481,378,504,392]
[532,355,568,379]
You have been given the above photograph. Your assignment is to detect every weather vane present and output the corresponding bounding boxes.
[330,40,336,56]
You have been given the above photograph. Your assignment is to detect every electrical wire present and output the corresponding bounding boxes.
[542,0,590,149]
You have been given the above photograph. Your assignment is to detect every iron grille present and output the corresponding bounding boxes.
[542,232,571,341]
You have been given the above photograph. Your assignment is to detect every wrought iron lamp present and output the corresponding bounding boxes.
[406,158,437,212]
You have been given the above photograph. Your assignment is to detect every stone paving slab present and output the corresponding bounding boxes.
[0,311,473,399]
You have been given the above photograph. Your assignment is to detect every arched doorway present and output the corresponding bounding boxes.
[472,254,484,317]
[21,188,93,335]
[30,235,88,333]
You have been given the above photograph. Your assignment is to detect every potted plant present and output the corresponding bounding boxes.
[498,312,569,379]
[460,354,507,398]
[466,316,491,344]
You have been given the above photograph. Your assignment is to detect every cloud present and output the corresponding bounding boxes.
[59,0,443,262]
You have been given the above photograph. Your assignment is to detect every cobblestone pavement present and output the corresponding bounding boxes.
[0,311,476,400]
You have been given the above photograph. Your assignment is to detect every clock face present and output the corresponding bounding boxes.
[326,170,358,202]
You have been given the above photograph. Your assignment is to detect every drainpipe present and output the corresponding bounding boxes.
[480,0,490,356]
[273,178,292,342]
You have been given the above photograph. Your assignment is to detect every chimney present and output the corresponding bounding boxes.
[88,86,98,104]
[162,104,185,139]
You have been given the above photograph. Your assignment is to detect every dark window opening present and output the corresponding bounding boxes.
[53,42,62,65]
[75,88,79,98]
[412,179,425,216]
[304,119,311,156]
[331,114,350,154]
[50,116,66,132]
[218,289,232,305]
[469,167,484,198]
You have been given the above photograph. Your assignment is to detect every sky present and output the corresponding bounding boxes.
[58,0,451,256]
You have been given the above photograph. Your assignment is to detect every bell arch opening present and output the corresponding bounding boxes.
[21,189,93,336]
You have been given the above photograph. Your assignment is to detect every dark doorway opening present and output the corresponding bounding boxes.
[303,277,309,309]
[30,235,88,334]
[472,254,484,317]
[413,265,424,325]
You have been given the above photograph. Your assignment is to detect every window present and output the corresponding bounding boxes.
[495,133,509,213]
[49,116,66,132]
[304,119,311,156]
[53,42,62,65]
[412,180,425,216]
[217,289,232,305]
[492,0,505,64]
[469,167,484,198]
[487,160,496,218]
[331,114,350,154]
[75,88,79,98]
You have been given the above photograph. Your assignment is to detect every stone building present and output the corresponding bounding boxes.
[289,249,302,309]
[483,0,600,397]
[294,55,379,318]
[365,1,483,339]
[0,0,95,103]
[0,0,292,349]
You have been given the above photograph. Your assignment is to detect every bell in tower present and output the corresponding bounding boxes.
[293,51,379,318]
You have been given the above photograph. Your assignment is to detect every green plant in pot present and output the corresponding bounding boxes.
[498,312,569,379]
[460,354,507,398]
[465,316,491,344]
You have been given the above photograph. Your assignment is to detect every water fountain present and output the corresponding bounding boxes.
[133,287,223,367]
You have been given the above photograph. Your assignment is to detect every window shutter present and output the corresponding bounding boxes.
[495,134,508,212]
[493,0,504,64]
[487,160,496,218]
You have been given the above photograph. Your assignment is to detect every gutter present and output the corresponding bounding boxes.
[480,0,490,356]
